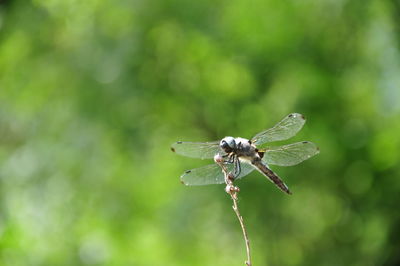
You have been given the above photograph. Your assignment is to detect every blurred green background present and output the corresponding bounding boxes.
[1,0,400,265]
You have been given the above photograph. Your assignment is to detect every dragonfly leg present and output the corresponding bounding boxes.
[223,153,235,164]
[233,156,241,178]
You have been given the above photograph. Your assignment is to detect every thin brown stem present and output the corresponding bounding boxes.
[214,155,252,266]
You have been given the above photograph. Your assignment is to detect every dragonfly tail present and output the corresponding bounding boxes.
[252,160,292,195]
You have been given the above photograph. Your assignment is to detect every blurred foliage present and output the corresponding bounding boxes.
[0,0,400,265]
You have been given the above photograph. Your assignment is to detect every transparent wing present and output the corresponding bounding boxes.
[171,141,221,159]
[180,164,225,186]
[231,161,255,181]
[251,113,306,145]
[262,141,319,166]
[180,161,255,186]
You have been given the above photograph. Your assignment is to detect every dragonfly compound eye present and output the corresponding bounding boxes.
[220,137,236,153]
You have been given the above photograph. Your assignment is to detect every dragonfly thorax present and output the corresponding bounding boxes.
[233,137,257,159]
[220,136,257,159]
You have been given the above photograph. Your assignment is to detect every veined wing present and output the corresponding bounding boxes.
[171,141,221,159]
[180,161,255,186]
[251,113,306,146]
[180,164,224,186]
[262,141,319,166]
[230,161,255,181]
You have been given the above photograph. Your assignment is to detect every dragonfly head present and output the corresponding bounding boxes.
[220,136,236,153]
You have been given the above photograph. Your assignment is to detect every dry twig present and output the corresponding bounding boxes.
[214,154,252,266]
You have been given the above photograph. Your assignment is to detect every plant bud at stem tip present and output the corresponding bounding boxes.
[214,154,224,163]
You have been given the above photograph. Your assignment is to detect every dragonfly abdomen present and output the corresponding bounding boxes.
[251,159,292,195]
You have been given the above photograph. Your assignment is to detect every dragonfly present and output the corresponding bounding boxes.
[171,113,319,194]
